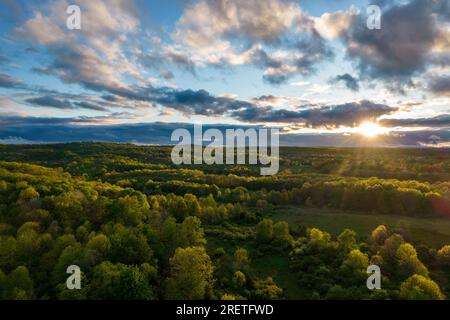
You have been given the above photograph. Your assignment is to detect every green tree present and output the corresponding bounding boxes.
[396,243,429,278]
[379,233,404,268]
[184,194,201,216]
[308,228,331,248]
[110,227,153,265]
[256,219,273,243]
[233,248,249,271]
[338,229,357,253]
[399,274,445,300]
[437,245,450,267]
[18,186,40,202]
[115,265,156,300]
[3,266,34,300]
[178,216,206,248]
[165,246,214,299]
[370,225,388,246]
[343,249,369,272]
[232,271,246,288]
[273,221,293,247]
[85,234,111,267]
[252,277,282,299]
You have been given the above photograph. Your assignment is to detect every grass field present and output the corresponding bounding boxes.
[272,206,450,248]
[205,233,304,299]
[205,207,450,299]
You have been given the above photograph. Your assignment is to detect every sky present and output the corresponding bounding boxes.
[0,0,450,146]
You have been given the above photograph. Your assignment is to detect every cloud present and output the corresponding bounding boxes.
[231,100,397,127]
[149,87,254,116]
[314,9,358,40]
[0,137,40,145]
[330,73,360,91]
[380,114,450,127]
[73,101,109,112]
[341,0,445,88]
[175,0,303,46]
[0,117,262,144]
[170,0,334,84]
[251,94,309,106]
[14,0,145,97]
[0,73,22,88]
[1,115,449,148]
[428,76,450,96]
[25,95,110,111]
[26,95,74,109]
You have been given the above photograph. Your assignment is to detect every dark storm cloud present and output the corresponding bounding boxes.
[428,76,450,96]
[380,114,450,127]
[0,73,22,88]
[151,87,255,116]
[231,100,397,127]
[342,0,437,84]
[330,73,360,91]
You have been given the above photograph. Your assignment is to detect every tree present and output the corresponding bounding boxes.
[232,271,246,288]
[256,219,273,243]
[178,216,206,248]
[233,248,249,271]
[379,233,404,268]
[18,186,40,202]
[85,234,111,266]
[113,195,149,226]
[370,225,389,246]
[343,249,369,272]
[396,243,428,279]
[437,245,450,267]
[0,236,17,270]
[273,221,293,247]
[252,277,282,299]
[165,246,214,299]
[110,227,153,265]
[115,265,156,300]
[308,228,331,248]
[399,274,445,300]
[3,266,34,300]
[184,194,201,216]
[338,229,357,253]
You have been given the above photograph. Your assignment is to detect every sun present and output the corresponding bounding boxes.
[357,122,388,138]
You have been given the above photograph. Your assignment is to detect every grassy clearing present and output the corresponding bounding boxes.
[205,227,302,299]
[271,206,450,248]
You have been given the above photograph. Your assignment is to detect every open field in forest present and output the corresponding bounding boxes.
[272,207,450,247]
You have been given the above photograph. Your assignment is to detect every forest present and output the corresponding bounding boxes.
[0,143,450,300]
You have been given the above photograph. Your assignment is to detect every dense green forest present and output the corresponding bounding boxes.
[1,143,450,300]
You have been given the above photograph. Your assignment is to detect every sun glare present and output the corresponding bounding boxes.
[357,122,388,138]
